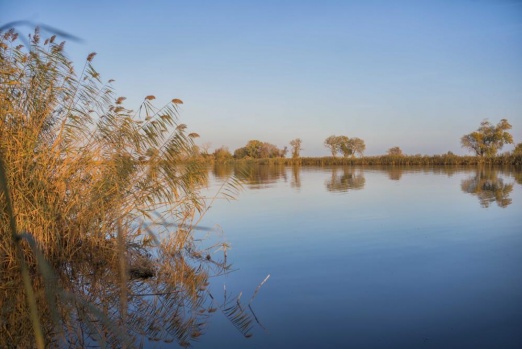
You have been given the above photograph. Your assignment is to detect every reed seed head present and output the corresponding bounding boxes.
[87,52,97,62]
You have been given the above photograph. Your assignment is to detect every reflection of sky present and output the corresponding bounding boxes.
[196,166,522,349]
[3,1,522,156]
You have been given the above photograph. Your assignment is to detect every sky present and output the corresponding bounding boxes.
[2,0,522,156]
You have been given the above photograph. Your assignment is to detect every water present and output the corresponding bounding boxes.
[192,165,522,349]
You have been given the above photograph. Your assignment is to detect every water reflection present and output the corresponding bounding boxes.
[291,165,301,189]
[461,168,514,208]
[387,167,403,181]
[213,163,288,189]
[513,171,522,186]
[382,166,460,181]
[212,162,234,180]
[0,231,259,348]
[200,164,522,348]
[209,164,521,207]
[325,167,365,193]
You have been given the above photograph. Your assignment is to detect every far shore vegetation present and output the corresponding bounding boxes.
[204,149,522,167]
[197,119,522,167]
[202,153,522,167]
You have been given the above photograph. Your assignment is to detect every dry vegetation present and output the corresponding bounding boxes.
[0,28,257,348]
[210,153,522,167]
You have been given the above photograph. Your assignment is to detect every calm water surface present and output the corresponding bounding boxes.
[192,165,522,349]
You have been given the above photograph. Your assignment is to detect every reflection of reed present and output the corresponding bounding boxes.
[325,167,365,193]
[461,169,514,208]
[0,229,213,347]
[0,28,263,348]
[212,163,234,180]
[0,228,263,348]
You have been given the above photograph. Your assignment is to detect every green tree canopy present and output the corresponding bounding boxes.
[461,119,513,156]
[324,135,340,157]
[213,146,233,161]
[289,138,303,158]
[233,140,287,159]
[387,146,403,156]
[337,136,351,157]
[348,137,366,157]
[325,135,366,158]
[340,137,366,158]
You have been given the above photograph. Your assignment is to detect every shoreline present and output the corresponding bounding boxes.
[204,154,522,167]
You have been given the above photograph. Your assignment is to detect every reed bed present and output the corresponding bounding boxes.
[0,28,259,348]
[210,154,522,167]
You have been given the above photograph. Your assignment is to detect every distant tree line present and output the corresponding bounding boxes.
[200,118,521,163]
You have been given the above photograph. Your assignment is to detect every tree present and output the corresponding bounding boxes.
[348,137,366,157]
[324,135,341,157]
[340,137,366,158]
[213,146,233,161]
[260,142,286,158]
[461,119,513,156]
[289,138,303,158]
[513,143,522,155]
[337,136,351,157]
[234,140,286,159]
[325,135,366,158]
[244,140,263,158]
[234,146,249,159]
[387,146,403,156]
[280,146,289,158]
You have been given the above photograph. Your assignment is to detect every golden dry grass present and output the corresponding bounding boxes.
[1,28,252,348]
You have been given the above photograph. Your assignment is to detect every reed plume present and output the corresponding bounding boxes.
[0,27,249,348]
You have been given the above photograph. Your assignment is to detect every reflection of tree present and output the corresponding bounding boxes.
[384,166,462,180]
[430,166,458,177]
[234,164,287,189]
[212,163,234,180]
[387,167,403,181]
[461,169,514,208]
[513,171,522,186]
[291,165,301,189]
[325,167,365,192]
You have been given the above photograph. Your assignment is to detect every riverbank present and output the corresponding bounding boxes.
[208,154,522,167]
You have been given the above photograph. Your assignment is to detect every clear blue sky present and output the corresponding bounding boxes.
[2,0,521,156]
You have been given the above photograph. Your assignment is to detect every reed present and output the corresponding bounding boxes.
[0,28,257,348]
[210,154,522,167]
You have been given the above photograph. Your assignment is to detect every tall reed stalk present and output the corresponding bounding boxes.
[1,27,252,348]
